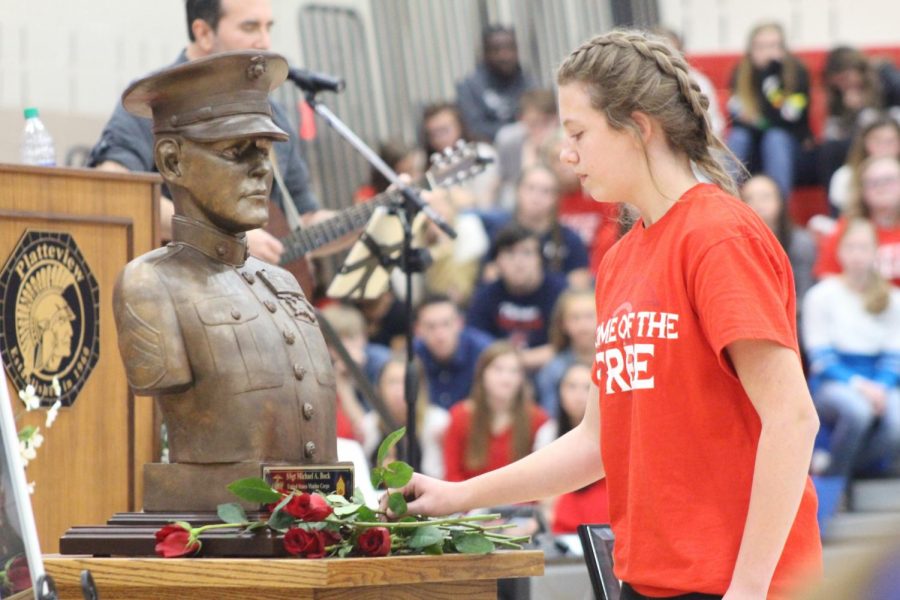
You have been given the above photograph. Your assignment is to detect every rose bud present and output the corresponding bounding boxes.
[284,492,333,521]
[357,527,391,557]
[284,527,333,558]
[154,523,201,558]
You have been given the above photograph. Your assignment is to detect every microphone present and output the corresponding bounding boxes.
[287,67,346,94]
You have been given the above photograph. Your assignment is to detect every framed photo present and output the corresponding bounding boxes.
[0,359,52,599]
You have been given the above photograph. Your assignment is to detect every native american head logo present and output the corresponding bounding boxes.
[0,231,99,407]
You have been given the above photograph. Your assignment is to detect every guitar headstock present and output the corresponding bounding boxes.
[424,141,493,190]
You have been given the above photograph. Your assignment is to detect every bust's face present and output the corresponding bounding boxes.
[175,136,274,233]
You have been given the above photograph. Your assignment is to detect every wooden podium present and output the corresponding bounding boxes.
[0,164,160,553]
[44,551,544,599]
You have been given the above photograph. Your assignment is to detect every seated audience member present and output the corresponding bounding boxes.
[541,133,625,275]
[414,295,493,410]
[535,289,597,416]
[820,46,900,183]
[726,22,813,199]
[417,188,490,306]
[802,219,900,479]
[444,342,548,482]
[482,166,590,287]
[495,89,559,208]
[354,139,425,203]
[319,303,391,441]
[815,156,900,285]
[421,101,500,210]
[740,175,817,303]
[361,356,449,479]
[533,362,609,533]
[356,292,407,351]
[467,224,568,370]
[653,26,726,138]
[456,25,536,143]
[829,114,900,213]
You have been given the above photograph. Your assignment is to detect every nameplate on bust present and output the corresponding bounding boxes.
[262,463,354,500]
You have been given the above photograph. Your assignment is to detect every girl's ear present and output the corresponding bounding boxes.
[631,111,654,145]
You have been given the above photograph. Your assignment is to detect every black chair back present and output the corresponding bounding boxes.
[577,524,620,600]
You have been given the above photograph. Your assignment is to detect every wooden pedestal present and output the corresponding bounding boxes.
[44,551,544,599]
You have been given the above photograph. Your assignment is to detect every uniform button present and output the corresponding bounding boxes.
[242,271,256,284]
[216,243,227,257]
[303,403,315,420]
[293,364,307,380]
[283,329,295,345]
[305,442,316,458]
[264,300,277,313]
[231,309,241,320]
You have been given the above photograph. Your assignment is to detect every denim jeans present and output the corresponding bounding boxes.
[815,381,900,477]
[727,125,798,200]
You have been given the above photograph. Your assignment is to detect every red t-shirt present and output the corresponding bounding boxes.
[592,184,821,598]
[444,401,548,482]
[813,218,900,285]
[551,479,610,534]
[558,191,622,273]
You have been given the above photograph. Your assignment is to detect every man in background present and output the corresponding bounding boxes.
[456,25,536,143]
[89,0,326,264]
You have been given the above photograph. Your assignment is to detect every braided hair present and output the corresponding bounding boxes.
[557,29,739,196]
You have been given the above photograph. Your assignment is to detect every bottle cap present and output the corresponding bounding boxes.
[23,107,39,119]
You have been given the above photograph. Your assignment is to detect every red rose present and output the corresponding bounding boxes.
[154,523,201,558]
[5,555,30,592]
[283,492,333,521]
[357,527,391,557]
[283,527,339,558]
[266,489,291,513]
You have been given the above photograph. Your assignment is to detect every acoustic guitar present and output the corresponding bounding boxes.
[265,141,491,297]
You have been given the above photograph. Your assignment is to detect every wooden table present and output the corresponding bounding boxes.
[44,550,544,599]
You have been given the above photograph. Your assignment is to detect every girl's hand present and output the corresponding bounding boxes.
[384,473,465,517]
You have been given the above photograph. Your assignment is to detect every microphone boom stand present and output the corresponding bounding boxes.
[303,90,456,472]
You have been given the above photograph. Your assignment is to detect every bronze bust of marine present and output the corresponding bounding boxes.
[112,51,338,511]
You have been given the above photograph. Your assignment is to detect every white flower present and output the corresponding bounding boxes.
[18,385,40,411]
[45,400,62,428]
[31,431,44,449]
[26,482,35,495]
[51,377,62,398]
[19,440,36,464]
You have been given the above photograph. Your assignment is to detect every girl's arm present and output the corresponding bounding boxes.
[397,387,604,516]
[724,339,819,599]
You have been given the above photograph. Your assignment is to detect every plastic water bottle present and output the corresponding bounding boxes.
[21,107,56,166]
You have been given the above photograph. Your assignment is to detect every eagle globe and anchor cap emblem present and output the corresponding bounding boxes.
[0,231,99,406]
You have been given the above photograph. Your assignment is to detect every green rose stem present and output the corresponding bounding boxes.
[185,521,250,543]
[352,514,501,529]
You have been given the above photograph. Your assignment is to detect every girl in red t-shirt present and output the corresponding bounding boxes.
[396,29,822,600]
[443,341,548,482]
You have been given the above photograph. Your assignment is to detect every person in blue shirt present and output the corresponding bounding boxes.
[802,218,900,478]
[480,165,590,288]
[413,295,493,410]
[467,224,567,371]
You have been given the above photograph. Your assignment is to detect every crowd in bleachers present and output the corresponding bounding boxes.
[319,22,900,527]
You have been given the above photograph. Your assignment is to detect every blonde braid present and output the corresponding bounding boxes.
[559,29,741,196]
